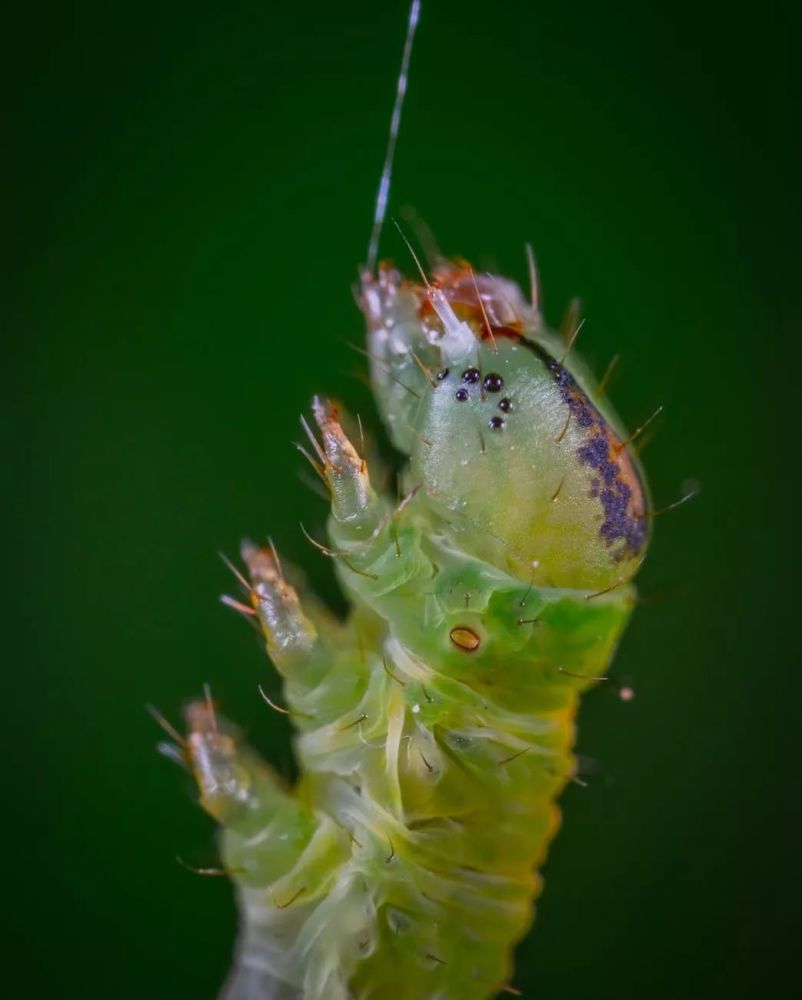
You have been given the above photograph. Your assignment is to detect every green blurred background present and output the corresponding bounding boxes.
[5,1,799,996]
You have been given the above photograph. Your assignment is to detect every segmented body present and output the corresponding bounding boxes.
[183,262,648,999]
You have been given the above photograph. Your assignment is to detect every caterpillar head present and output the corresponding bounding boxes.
[360,261,650,591]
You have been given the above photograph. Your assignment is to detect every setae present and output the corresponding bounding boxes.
[164,5,650,997]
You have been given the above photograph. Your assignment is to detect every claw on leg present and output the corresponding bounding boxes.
[311,396,381,535]
[185,699,331,889]
[242,541,319,677]
[185,700,288,835]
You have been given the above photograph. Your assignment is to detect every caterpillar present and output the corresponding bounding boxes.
[167,3,650,997]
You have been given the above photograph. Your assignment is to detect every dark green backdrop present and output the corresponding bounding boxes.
[6,1,800,997]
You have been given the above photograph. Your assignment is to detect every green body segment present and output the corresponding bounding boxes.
[183,263,646,998]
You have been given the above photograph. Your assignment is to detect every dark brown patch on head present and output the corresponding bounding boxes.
[483,324,523,343]
[578,429,647,558]
[416,264,526,336]
[523,340,648,560]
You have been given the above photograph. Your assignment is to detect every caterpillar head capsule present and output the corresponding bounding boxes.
[360,261,650,591]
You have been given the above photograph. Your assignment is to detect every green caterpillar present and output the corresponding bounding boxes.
[170,5,649,997]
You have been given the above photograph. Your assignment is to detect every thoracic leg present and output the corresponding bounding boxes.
[311,396,386,540]
[184,701,352,998]
[184,700,321,876]
[184,401,432,999]
[310,396,432,617]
